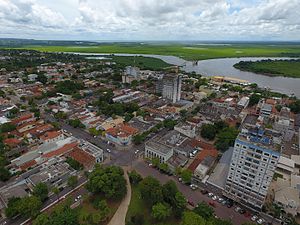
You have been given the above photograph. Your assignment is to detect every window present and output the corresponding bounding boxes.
[264,153,270,156]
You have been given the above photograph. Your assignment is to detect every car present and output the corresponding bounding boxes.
[221,200,227,205]
[235,207,241,212]
[148,163,153,167]
[187,200,195,207]
[178,177,183,182]
[251,215,258,221]
[134,150,140,154]
[209,201,216,207]
[239,209,246,214]
[226,201,234,208]
[208,192,214,197]
[201,189,208,195]
[212,195,218,201]
[106,148,111,153]
[93,136,97,138]
[217,197,224,203]
[190,184,198,190]
[257,218,265,224]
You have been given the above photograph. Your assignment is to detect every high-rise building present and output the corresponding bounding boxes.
[224,124,281,210]
[161,74,182,103]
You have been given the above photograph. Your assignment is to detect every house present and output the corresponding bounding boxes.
[105,124,139,146]
[40,130,64,144]
[174,122,196,138]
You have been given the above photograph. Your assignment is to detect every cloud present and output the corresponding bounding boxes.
[0,0,299,40]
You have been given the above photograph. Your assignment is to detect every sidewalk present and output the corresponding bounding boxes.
[108,167,132,225]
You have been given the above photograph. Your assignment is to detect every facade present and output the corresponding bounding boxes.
[162,74,182,103]
[145,139,173,163]
[122,66,140,84]
[224,126,281,210]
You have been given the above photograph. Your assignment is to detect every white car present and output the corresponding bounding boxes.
[208,192,214,197]
[235,207,241,212]
[212,195,218,201]
[257,218,265,224]
[190,184,198,190]
[251,215,258,221]
[106,148,111,153]
[135,150,140,154]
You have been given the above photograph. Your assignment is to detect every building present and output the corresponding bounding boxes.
[122,66,140,84]
[105,124,138,146]
[224,125,281,210]
[174,122,196,138]
[161,74,182,103]
[40,130,64,144]
[237,97,250,109]
[145,138,173,163]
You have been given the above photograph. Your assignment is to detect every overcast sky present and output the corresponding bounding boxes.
[0,0,299,41]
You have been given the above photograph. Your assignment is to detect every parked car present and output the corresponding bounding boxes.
[221,200,227,205]
[239,209,246,214]
[106,148,111,153]
[209,201,216,207]
[188,200,195,207]
[134,150,139,154]
[190,184,198,190]
[226,200,234,208]
[178,177,183,182]
[257,218,265,224]
[212,195,218,201]
[235,207,241,212]
[217,197,224,203]
[208,192,214,197]
[201,189,208,195]
[251,215,258,221]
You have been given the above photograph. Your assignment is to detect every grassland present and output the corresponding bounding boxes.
[16,43,300,61]
[234,59,300,78]
[110,56,171,70]
[126,185,180,225]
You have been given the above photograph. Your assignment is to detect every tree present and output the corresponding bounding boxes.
[33,182,49,202]
[0,123,16,133]
[194,201,214,220]
[5,197,21,218]
[151,157,160,168]
[181,169,192,184]
[200,124,216,140]
[139,176,163,205]
[0,167,11,181]
[33,213,50,225]
[86,165,127,200]
[18,196,42,218]
[159,163,169,173]
[174,192,186,217]
[68,119,85,128]
[37,74,48,84]
[68,175,78,188]
[66,157,83,170]
[128,170,142,185]
[289,100,300,113]
[52,187,60,200]
[249,94,261,106]
[98,200,110,221]
[162,181,178,203]
[215,127,239,152]
[151,203,171,221]
[181,211,206,225]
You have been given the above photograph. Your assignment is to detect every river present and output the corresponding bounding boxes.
[74,52,300,97]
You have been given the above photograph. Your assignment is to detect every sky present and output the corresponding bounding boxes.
[0,0,299,41]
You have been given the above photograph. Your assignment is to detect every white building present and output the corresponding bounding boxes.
[224,125,281,210]
[174,122,196,138]
[162,74,182,103]
[145,139,173,163]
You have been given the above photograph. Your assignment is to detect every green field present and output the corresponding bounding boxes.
[234,59,300,78]
[16,43,300,61]
[111,56,171,70]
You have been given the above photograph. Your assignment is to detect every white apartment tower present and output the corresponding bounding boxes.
[224,125,281,210]
[162,74,182,103]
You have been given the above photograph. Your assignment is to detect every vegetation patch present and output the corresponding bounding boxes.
[234,59,300,78]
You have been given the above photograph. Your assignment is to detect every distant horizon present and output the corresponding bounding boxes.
[1,37,300,44]
[0,1,299,42]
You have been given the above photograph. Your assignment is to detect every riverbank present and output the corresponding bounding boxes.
[16,43,300,61]
[233,59,300,78]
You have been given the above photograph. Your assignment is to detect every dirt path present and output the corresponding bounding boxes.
[108,168,132,225]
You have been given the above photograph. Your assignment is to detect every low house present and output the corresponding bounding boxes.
[105,124,138,146]
[40,130,64,144]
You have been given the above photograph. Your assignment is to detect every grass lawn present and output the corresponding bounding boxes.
[126,185,181,225]
[13,43,300,61]
[234,59,300,78]
[77,193,121,225]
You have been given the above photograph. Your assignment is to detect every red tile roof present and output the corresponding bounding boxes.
[67,147,95,168]
[4,138,21,147]
[11,113,34,125]
[40,130,62,141]
[42,142,78,158]
[20,160,37,171]
[106,124,138,138]
[188,140,218,172]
